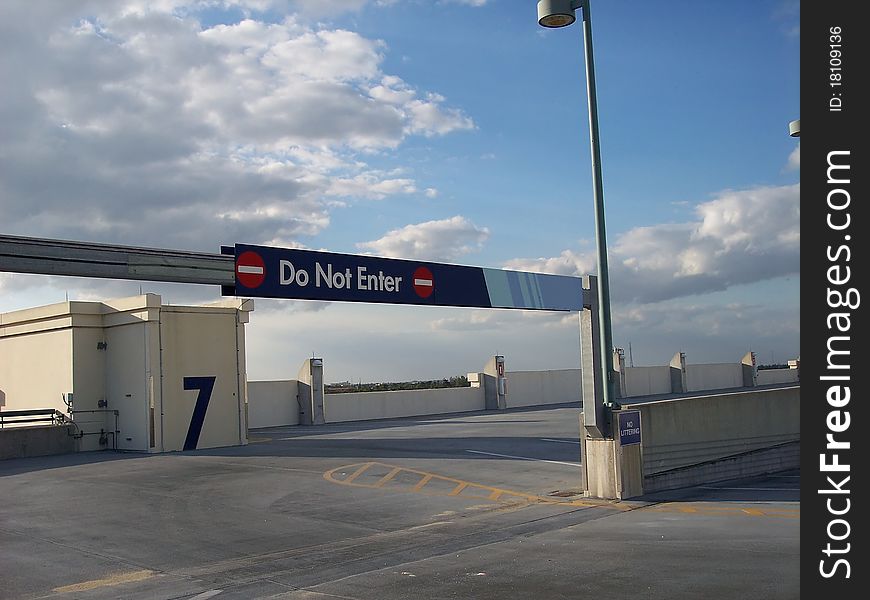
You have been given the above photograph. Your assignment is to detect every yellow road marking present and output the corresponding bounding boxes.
[412,474,433,492]
[324,461,626,510]
[248,436,272,444]
[449,482,469,496]
[374,467,403,488]
[323,462,800,519]
[53,570,155,594]
[647,503,799,519]
[342,462,373,484]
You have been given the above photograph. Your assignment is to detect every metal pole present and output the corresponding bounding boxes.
[578,1,618,414]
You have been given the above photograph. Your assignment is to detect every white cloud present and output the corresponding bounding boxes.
[358,216,490,261]
[405,95,476,136]
[506,183,799,303]
[608,292,800,366]
[325,174,417,200]
[787,143,800,170]
[430,309,572,332]
[0,2,474,252]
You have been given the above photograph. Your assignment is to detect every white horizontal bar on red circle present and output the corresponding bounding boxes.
[237,265,264,275]
[414,278,433,287]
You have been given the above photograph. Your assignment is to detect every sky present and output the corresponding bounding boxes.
[0,0,800,383]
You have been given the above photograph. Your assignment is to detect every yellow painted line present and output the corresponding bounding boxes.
[342,462,374,485]
[53,570,155,594]
[323,462,629,511]
[412,473,433,492]
[323,462,800,520]
[646,503,799,519]
[248,437,272,444]
[449,482,469,496]
[374,467,403,488]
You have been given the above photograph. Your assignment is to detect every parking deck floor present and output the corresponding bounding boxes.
[0,405,799,599]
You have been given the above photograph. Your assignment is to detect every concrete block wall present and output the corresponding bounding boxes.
[504,369,581,408]
[615,352,801,399]
[1,295,251,454]
[622,366,672,397]
[247,380,299,428]
[643,442,799,493]
[0,424,77,460]
[635,385,799,477]
[685,363,744,392]
[757,368,800,385]
[323,386,485,423]
[246,363,584,428]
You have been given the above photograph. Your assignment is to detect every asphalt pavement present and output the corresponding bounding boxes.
[0,405,799,599]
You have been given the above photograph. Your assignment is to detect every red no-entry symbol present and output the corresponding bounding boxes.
[236,251,266,288]
[412,266,434,298]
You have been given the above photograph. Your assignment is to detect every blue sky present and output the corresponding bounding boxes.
[0,0,800,381]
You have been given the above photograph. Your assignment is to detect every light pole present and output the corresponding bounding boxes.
[537,0,619,419]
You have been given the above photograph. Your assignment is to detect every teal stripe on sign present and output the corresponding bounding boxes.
[528,272,545,308]
[517,272,533,308]
[482,268,513,307]
[482,268,584,311]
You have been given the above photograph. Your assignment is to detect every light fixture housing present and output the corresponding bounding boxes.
[537,0,577,28]
[788,119,800,137]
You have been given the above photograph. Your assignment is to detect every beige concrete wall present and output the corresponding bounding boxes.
[0,327,73,414]
[1,295,251,454]
[623,366,671,397]
[685,363,743,392]
[324,386,485,423]
[248,380,299,428]
[504,369,581,408]
[757,368,799,385]
[160,308,246,451]
[104,322,152,450]
[635,385,800,476]
[71,325,110,451]
[0,424,77,459]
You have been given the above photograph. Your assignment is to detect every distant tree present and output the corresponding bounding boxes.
[325,375,470,394]
[757,363,789,371]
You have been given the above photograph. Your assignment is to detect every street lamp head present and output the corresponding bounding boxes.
[788,119,800,137]
[538,0,577,28]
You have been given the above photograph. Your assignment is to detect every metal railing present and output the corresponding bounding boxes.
[0,408,68,428]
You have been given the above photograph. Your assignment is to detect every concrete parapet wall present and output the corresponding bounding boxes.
[505,369,581,408]
[1,424,76,460]
[247,380,299,428]
[685,363,743,392]
[636,385,800,476]
[757,369,799,385]
[324,386,485,423]
[643,442,799,493]
[623,366,671,397]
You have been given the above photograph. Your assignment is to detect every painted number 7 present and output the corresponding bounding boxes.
[183,376,216,451]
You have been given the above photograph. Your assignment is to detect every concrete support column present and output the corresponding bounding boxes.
[297,357,325,425]
[580,275,606,438]
[482,355,507,410]
[580,410,644,500]
[669,351,687,394]
[612,348,626,399]
[741,351,758,387]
